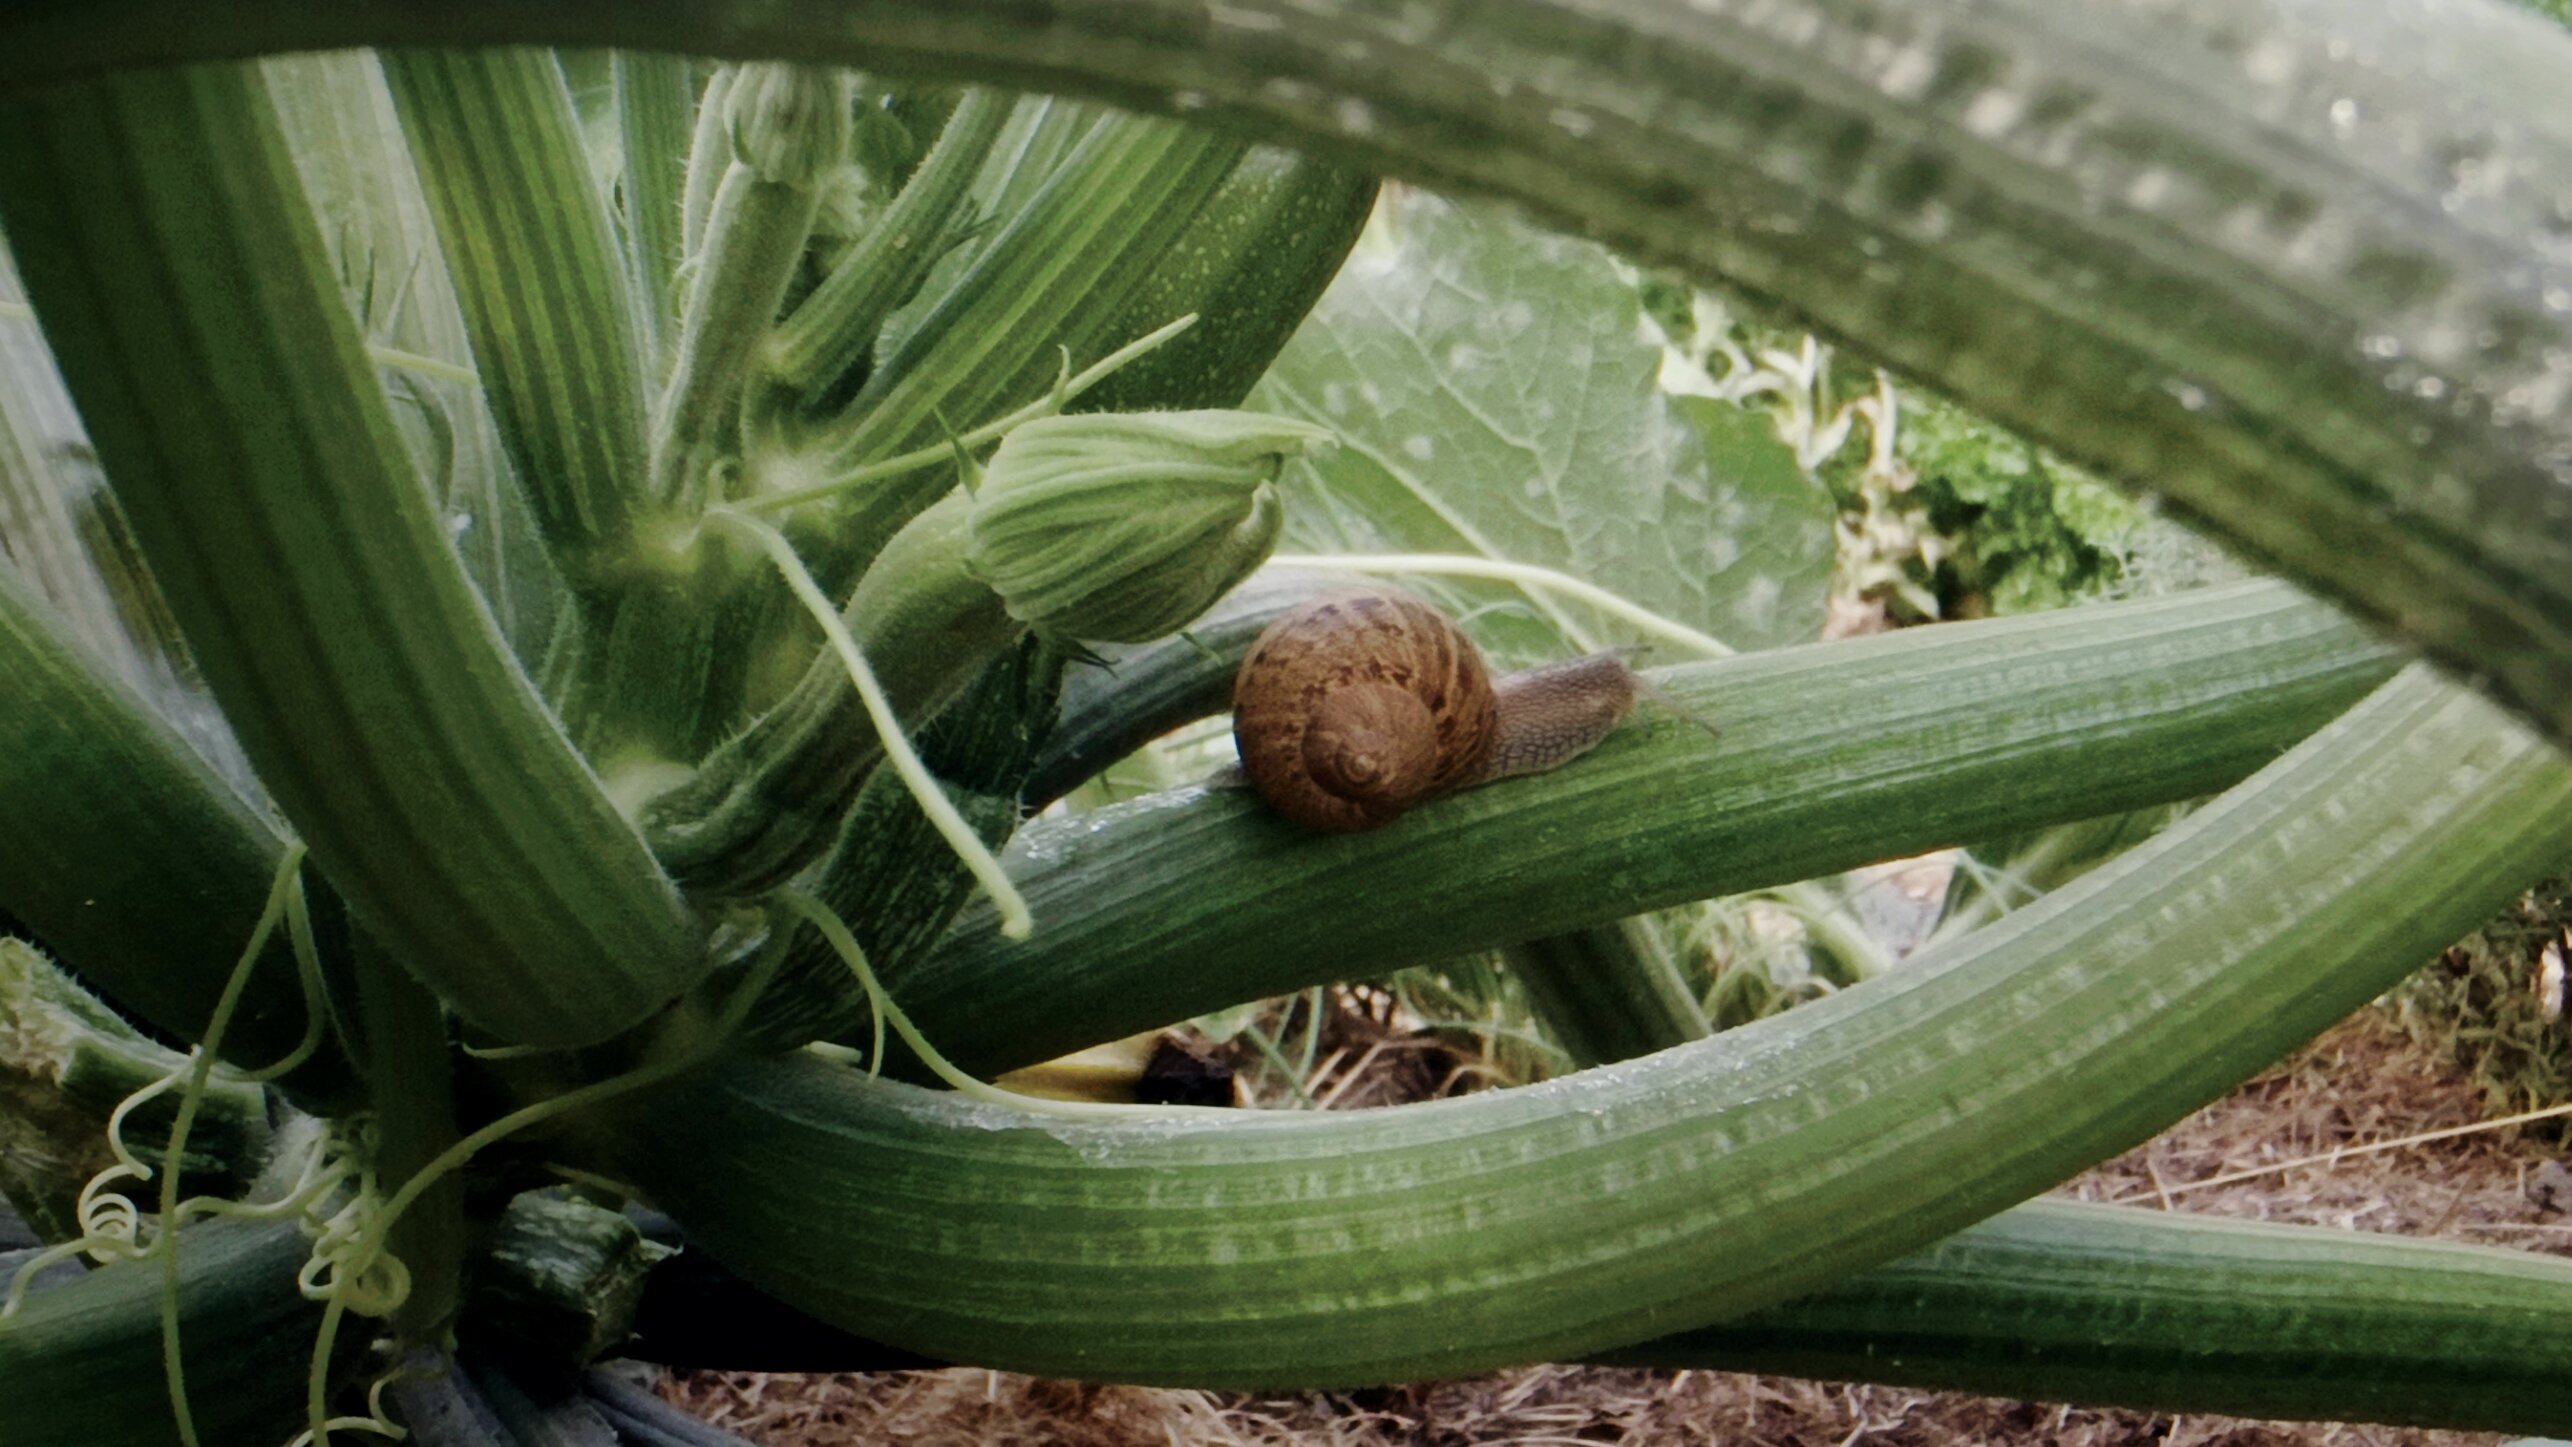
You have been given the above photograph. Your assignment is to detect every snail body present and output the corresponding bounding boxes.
[1231,587,1639,832]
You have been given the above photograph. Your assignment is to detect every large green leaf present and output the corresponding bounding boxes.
[1254,190,1831,662]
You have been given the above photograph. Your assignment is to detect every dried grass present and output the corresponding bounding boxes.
[660,1006,2563,1447]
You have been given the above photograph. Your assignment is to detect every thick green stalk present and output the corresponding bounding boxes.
[0,568,350,1099]
[0,65,701,1048]
[261,51,567,669]
[351,934,463,1344]
[1070,146,1379,416]
[598,665,2572,1388]
[905,579,2399,1075]
[13,0,2572,754]
[0,253,144,678]
[467,1192,672,1366]
[570,64,847,767]
[1611,1198,2572,1434]
[642,492,1020,896]
[0,942,273,1241]
[613,51,695,362]
[861,94,1101,369]
[677,65,735,266]
[380,48,654,588]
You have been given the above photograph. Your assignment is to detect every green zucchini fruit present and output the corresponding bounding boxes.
[898,579,2397,1075]
[1071,145,1378,416]
[597,665,2572,1389]
[0,1215,334,1447]
[1621,1197,2572,1435]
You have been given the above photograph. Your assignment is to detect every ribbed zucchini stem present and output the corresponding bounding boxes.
[380,48,654,590]
[0,62,705,1049]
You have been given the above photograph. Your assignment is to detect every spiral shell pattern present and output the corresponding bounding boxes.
[1231,589,1499,832]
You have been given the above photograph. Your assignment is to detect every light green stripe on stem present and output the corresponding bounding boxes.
[612,51,694,362]
[0,64,701,1048]
[603,665,2572,1387]
[380,48,652,583]
[904,579,2399,1075]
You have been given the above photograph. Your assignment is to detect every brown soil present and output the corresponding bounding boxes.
[660,1006,2567,1447]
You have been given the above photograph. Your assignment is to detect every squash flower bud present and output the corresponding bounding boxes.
[966,410,1335,643]
[727,64,850,185]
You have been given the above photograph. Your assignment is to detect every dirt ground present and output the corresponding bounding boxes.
[660,1006,2568,1447]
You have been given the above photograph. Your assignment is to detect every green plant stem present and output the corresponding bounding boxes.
[14,0,2571,753]
[703,505,1033,936]
[752,112,1243,579]
[1503,921,1710,1070]
[597,664,2572,1388]
[760,86,1011,402]
[350,933,463,1346]
[648,65,841,507]
[380,47,653,590]
[677,65,734,264]
[903,579,2399,1076]
[1067,146,1378,416]
[613,51,694,361]
[0,63,704,1048]
[0,942,273,1242]
[466,1192,672,1366]
[732,312,1198,517]
[0,1215,331,1447]
[586,1195,2572,1435]
[745,639,1061,1054]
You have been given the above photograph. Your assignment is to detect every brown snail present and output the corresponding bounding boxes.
[1230,587,1641,832]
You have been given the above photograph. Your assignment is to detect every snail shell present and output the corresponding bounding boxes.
[1231,587,1638,832]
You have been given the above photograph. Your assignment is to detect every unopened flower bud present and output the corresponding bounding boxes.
[967,410,1336,643]
[727,64,850,186]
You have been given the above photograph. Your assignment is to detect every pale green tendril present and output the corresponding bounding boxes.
[285,1368,409,1447]
[0,844,324,1447]
[710,505,1034,939]
[737,313,1197,515]
[781,889,1199,1121]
